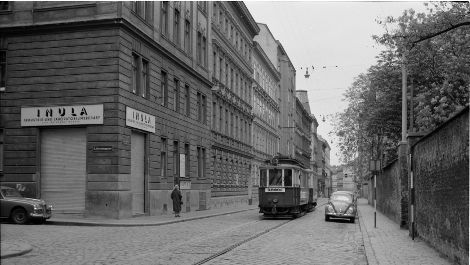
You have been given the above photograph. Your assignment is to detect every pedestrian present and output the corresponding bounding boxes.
[171,184,182,217]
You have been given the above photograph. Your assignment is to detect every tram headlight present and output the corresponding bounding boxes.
[272,198,278,204]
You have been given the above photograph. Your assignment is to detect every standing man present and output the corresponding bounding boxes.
[171,185,182,217]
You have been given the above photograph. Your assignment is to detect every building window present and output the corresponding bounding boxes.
[230,68,233,90]
[161,138,167,178]
[235,115,238,139]
[196,32,202,65]
[213,51,217,78]
[202,36,207,67]
[230,112,234,137]
[185,84,190,116]
[0,129,3,172]
[225,109,229,134]
[161,71,168,106]
[131,54,139,94]
[131,53,148,98]
[184,19,191,53]
[219,106,223,133]
[173,8,180,45]
[225,63,229,87]
[0,51,6,89]
[184,143,190,178]
[174,78,180,112]
[197,92,201,121]
[212,102,217,130]
[197,146,206,178]
[141,59,148,98]
[132,1,152,22]
[202,94,207,124]
[219,57,223,82]
[0,2,9,11]
[197,92,206,123]
[173,141,179,179]
[161,1,169,36]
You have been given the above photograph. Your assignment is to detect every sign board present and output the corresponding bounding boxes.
[369,160,381,171]
[180,180,191,190]
[126,106,155,133]
[92,146,113,152]
[265,187,285,192]
[21,104,103,127]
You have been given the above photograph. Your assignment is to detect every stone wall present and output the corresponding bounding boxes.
[376,159,401,224]
[411,107,468,265]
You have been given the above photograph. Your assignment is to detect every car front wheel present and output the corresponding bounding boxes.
[11,208,29,224]
[325,215,330,221]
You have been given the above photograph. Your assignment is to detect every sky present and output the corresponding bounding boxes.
[244,1,429,166]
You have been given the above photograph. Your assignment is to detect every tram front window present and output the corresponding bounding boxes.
[284,169,292,186]
[269,169,282,186]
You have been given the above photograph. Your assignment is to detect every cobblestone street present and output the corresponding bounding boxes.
[205,208,366,265]
[0,206,366,265]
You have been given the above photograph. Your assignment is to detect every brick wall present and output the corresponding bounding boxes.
[411,107,468,265]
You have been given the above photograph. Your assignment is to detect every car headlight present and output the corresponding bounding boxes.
[33,204,41,210]
[326,205,334,212]
[346,207,354,214]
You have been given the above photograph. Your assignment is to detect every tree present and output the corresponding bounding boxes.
[334,2,469,178]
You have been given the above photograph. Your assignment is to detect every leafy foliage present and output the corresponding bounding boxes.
[333,2,469,178]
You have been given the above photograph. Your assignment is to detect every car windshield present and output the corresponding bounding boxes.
[331,194,352,203]
[1,188,23,198]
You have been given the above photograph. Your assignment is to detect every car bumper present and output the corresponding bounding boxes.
[30,209,52,219]
[325,212,355,218]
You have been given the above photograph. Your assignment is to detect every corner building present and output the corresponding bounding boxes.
[0,1,215,218]
[209,2,258,206]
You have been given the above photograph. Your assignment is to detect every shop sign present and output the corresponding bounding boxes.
[180,180,191,190]
[92,146,113,152]
[126,107,155,133]
[21,104,103,127]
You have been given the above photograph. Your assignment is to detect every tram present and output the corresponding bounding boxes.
[258,156,317,218]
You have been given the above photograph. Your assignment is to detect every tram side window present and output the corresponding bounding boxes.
[269,169,282,186]
[284,169,292,186]
[300,173,307,188]
[260,169,267,187]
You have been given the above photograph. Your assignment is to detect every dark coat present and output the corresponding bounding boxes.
[171,188,182,213]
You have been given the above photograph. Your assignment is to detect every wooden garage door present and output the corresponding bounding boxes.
[131,132,145,215]
[41,128,86,213]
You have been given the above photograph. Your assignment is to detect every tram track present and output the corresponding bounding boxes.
[192,218,292,265]
[193,202,327,265]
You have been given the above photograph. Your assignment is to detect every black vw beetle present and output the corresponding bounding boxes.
[325,191,357,223]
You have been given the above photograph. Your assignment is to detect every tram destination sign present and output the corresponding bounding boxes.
[21,104,103,127]
[265,187,285,192]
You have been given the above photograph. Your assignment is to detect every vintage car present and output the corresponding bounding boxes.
[0,186,52,224]
[325,191,356,223]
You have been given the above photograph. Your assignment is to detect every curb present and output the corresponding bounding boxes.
[46,207,260,227]
[0,241,33,259]
[358,208,378,265]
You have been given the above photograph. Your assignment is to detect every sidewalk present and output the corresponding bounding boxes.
[357,198,452,265]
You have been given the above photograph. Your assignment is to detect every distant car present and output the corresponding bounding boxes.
[0,186,52,224]
[325,191,356,223]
